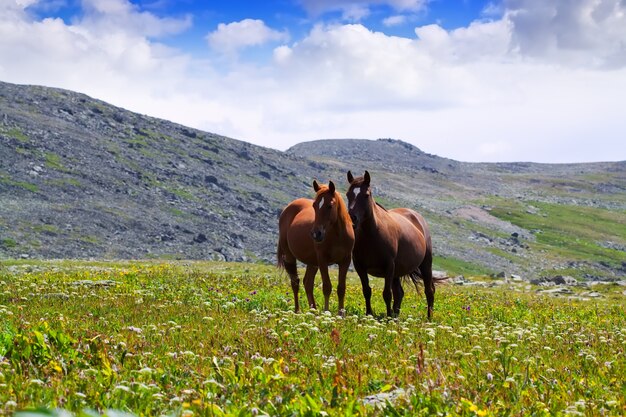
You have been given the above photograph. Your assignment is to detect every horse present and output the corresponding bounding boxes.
[346,170,440,319]
[277,180,355,315]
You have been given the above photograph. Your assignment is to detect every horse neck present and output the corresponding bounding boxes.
[360,197,387,234]
[333,191,352,236]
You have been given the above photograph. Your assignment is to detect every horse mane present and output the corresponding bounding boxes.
[315,185,352,230]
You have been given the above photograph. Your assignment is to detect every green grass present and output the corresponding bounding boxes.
[487,199,626,267]
[1,238,17,248]
[3,127,29,143]
[0,174,39,193]
[1,260,624,416]
[433,255,493,277]
[44,152,69,172]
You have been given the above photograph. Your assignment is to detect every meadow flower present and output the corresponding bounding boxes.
[114,384,131,393]
[138,367,153,375]
[126,326,143,334]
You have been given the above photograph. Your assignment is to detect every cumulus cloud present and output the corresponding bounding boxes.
[0,0,199,117]
[504,0,626,68]
[206,19,289,55]
[263,15,626,162]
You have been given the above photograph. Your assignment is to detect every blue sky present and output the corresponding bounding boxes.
[1,0,626,162]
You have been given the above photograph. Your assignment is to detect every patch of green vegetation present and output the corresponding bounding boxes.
[168,207,185,217]
[1,237,17,248]
[487,198,626,266]
[0,174,39,192]
[46,178,82,188]
[0,260,624,416]
[78,235,100,244]
[164,186,197,201]
[486,247,523,263]
[32,224,60,235]
[2,127,29,142]
[44,152,72,173]
[433,255,493,277]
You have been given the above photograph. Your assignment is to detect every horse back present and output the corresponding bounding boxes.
[278,198,318,266]
[388,208,430,276]
[390,208,431,249]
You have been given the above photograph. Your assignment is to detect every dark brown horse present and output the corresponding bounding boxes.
[277,180,355,314]
[347,170,439,319]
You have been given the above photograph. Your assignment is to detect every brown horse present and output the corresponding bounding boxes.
[277,180,355,314]
[346,170,439,319]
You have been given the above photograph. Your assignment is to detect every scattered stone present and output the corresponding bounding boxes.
[43,293,70,300]
[432,270,448,279]
[539,287,573,295]
[552,275,577,286]
[193,233,207,243]
[531,275,577,286]
[450,275,466,285]
[362,388,410,409]
[70,280,117,287]
[584,292,604,298]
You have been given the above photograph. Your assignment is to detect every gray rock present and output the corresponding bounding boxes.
[539,287,573,295]
[552,275,577,286]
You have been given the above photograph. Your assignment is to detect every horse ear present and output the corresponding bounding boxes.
[364,171,371,186]
[328,181,335,194]
[347,171,354,184]
[313,180,320,192]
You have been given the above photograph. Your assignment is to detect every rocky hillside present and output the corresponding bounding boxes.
[1,81,625,280]
[0,81,324,262]
[289,140,626,280]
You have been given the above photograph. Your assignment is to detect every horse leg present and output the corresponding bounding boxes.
[354,260,373,316]
[318,263,332,312]
[337,259,350,317]
[392,277,404,317]
[303,265,319,310]
[383,264,395,317]
[284,261,300,313]
[420,251,435,320]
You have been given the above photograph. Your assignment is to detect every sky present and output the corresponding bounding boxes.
[1,0,625,163]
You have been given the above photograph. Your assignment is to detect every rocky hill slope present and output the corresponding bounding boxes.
[1,81,625,280]
[0,81,324,262]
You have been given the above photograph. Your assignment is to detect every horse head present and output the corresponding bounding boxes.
[346,170,373,230]
[311,180,342,243]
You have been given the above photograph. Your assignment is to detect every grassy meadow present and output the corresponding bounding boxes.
[0,260,625,416]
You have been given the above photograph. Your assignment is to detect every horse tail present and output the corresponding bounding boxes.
[277,239,285,270]
[406,271,423,294]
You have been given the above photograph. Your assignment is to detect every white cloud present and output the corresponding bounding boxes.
[78,0,192,38]
[206,19,289,55]
[383,15,407,26]
[504,0,626,68]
